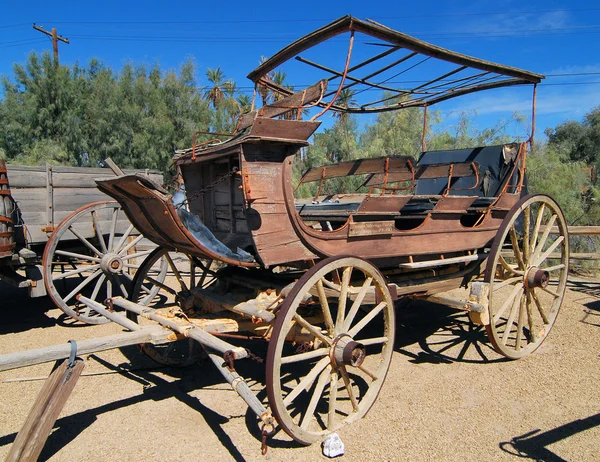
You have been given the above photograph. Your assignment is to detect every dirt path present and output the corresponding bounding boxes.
[0,279,599,461]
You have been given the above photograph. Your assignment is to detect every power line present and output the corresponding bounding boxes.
[0,39,47,49]
[28,7,600,25]
[0,23,29,29]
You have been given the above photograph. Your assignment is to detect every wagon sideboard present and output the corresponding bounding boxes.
[5,164,162,247]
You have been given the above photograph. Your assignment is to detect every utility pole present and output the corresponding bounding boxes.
[32,24,69,65]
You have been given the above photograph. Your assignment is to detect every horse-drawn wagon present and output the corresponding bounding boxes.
[1,15,569,456]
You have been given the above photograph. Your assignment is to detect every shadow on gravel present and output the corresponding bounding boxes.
[393,299,507,364]
[0,281,57,334]
[566,279,600,327]
[567,279,600,299]
[499,413,600,461]
[0,348,269,462]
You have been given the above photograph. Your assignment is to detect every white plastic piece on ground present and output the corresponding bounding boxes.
[323,433,345,458]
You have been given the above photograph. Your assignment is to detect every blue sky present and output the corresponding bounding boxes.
[2,0,600,140]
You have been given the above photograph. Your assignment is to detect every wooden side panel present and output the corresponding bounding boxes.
[5,164,162,245]
[241,154,317,266]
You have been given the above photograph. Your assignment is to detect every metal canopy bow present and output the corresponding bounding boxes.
[247,15,543,115]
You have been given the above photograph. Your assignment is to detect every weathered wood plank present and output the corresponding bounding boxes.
[0,326,168,372]
[6,359,85,462]
[237,79,327,130]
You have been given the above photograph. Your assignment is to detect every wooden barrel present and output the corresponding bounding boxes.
[0,159,16,258]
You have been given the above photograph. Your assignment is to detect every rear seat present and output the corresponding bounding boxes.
[294,143,522,220]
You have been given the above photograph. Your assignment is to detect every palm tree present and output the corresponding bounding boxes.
[222,80,241,125]
[236,94,252,114]
[204,67,226,108]
[334,89,357,123]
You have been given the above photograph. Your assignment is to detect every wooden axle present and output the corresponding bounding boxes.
[106,297,249,360]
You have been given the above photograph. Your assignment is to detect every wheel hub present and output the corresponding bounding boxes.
[101,253,123,274]
[525,267,549,289]
[331,334,366,367]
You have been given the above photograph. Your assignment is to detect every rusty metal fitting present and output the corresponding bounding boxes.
[259,412,276,455]
[525,267,549,289]
[223,350,236,371]
[103,298,115,312]
[331,334,366,368]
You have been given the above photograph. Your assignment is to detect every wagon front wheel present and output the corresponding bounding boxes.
[266,256,395,445]
[485,194,569,359]
[129,247,216,366]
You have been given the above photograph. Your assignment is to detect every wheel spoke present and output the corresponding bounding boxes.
[106,279,112,299]
[91,210,108,254]
[493,283,523,323]
[328,369,338,429]
[293,313,332,346]
[121,249,154,261]
[347,301,386,338]
[117,234,144,255]
[530,203,546,252]
[107,207,119,252]
[300,367,330,430]
[357,364,378,381]
[360,336,388,346]
[526,291,536,343]
[491,276,522,292]
[531,214,557,263]
[113,224,135,255]
[90,273,107,301]
[501,291,522,345]
[114,276,129,298]
[344,277,373,331]
[55,249,101,263]
[198,260,212,288]
[67,226,104,257]
[63,269,102,303]
[509,226,526,270]
[316,278,335,335]
[515,294,526,350]
[166,252,189,292]
[52,264,100,281]
[531,290,550,324]
[540,286,560,298]
[523,205,531,261]
[339,366,359,412]
[281,348,329,365]
[498,255,524,276]
[335,267,352,334]
[543,263,566,273]
[533,236,565,267]
[142,275,178,296]
[283,358,330,407]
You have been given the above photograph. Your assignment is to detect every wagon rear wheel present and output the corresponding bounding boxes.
[485,194,569,359]
[43,201,150,324]
[129,247,216,366]
[267,256,395,445]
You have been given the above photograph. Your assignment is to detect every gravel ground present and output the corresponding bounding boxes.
[0,278,599,462]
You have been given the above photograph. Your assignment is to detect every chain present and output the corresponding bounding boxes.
[245,348,264,364]
[176,167,239,209]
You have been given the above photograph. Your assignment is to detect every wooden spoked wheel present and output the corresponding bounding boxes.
[267,256,395,445]
[485,194,569,359]
[43,201,150,324]
[129,247,216,366]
